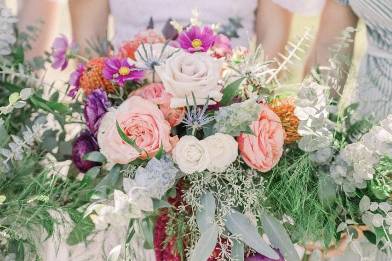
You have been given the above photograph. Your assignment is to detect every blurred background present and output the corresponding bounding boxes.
[5,0,366,89]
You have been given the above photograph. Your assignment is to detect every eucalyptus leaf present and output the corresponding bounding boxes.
[260,212,300,261]
[9,92,20,104]
[141,218,154,249]
[20,88,33,100]
[83,151,106,163]
[152,198,172,210]
[196,192,216,233]
[225,210,278,260]
[93,164,122,199]
[190,223,219,261]
[231,239,244,261]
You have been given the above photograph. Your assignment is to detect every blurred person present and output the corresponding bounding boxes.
[17,0,62,60]
[69,0,324,59]
[305,0,392,122]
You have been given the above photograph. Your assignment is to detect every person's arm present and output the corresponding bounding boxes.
[256,0,293,60]
[69,0,109,54]
[17,0,61,60]
[304,0,358,96]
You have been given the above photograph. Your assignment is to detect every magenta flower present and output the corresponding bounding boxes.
[84,89,110,135]
[68,64,85,98]
[51,34,75,71]
[102,58,144,86]
[178,26,216,53]
[72,130,100,173]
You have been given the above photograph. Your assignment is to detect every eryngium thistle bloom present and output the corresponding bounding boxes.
[271,98,300,144]
[214,98,260,136]
[245,250,284,261]
[0,2,17,56]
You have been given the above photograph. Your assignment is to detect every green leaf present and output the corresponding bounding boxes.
[93,164,121,199]
[83,151,106,163]
[190,223,219,261]
[318,174,336,206]
[260,212,300,261]
[141,218,154,249]
[231,239,244,261]
[0,123,9,147]
[225,210,278,260]
[30,94,70,114]
[9,92,20,104]
[116,120,142,153]
[81,166,101,186]
[152,198,172,210]
[155,144,164,160]
[220,77,245,106]
[67,211,95,245]
[196,192,216,233]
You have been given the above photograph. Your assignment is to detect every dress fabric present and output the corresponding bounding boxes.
[337,0,392,123]
[272,0,325,15]
[109,0,258,48]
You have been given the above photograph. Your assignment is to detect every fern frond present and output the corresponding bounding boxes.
[266,28,313,85]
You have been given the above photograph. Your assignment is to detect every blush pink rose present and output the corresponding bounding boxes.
[238,104,285,172]
[212,34,232,58]
[97,96,174,164]
[131,83,185,127]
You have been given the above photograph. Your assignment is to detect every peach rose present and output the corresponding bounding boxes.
[131,83,185,127]
[97,96,173,164]
[238,104,285,172]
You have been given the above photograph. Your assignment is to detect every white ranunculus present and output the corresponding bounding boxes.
[156,51,224,108]
[203,133,238,172]
[172,135,210,174]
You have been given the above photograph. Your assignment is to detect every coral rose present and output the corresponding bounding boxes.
[238,104,285,172]
[97,96,173,164]
[131,83,185,127]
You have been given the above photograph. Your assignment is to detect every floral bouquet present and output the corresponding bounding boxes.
[57,14,392,261]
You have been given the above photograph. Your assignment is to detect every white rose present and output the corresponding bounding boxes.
[156,51,224,108]
[203,133,238,172]
[172,135,210,174]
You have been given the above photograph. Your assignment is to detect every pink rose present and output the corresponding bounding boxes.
[238,104,285,172]
[212,34,232,58]
[97,96,174,164]
[131,83,185,127]
[131,83,171,105]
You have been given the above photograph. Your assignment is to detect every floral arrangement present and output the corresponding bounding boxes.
[51,13,392,261]
[0,3,103,260]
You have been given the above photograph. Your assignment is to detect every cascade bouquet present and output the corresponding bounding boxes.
[60,16,392,261]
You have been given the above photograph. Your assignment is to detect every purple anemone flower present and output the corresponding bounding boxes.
[178,25,216,53]
[68,63,85,98]
[72,130,100,173]
[84,89,110,135]
[245,249,285,261]
[51,34,75,71]
[102,57,144,86]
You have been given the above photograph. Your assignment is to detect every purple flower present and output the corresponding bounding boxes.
[102,57,144,86]
[51,35,75,71]
[72,130,100,173]
[68,64,85,98]
[178,26,216,53]
[245,250,285,261]
[84,89,110,135]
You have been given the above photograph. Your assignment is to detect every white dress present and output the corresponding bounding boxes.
[109,0,258,48]
[272,0,325,16]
